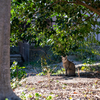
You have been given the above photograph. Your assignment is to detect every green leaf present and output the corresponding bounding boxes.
[81,66,85,71]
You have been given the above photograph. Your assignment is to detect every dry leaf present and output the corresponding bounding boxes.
[73,92,77,94]
[38,81,43,83]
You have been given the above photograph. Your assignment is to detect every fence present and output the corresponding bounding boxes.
[18,42,51,63]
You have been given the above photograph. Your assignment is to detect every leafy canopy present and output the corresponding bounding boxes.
[11,0,100,56]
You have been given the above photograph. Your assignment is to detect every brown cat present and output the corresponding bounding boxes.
[61,55,76,76]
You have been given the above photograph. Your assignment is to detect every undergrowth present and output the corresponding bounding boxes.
[10,61,27,89]
[9,57,100,100]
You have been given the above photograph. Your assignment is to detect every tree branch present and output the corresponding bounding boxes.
[34,0,100,17]
[85,12,95,21]
[76,0,100,16]
[70,12,95,30]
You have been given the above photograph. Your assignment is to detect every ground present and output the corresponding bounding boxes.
[13,61,100,100]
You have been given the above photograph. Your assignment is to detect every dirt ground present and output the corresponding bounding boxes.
[14,61,100,100]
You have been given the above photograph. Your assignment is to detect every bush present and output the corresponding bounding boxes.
[10,61,27,80]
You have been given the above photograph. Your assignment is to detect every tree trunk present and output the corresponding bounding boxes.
[0,1,21,100]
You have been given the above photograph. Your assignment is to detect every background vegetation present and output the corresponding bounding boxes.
[10,0,100,58]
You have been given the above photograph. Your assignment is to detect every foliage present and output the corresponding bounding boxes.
[24,60,41,68]
[35,93,42,100]
[42,48,62,64]
[5,98,9,100]
[81,58,96,72]
[20,92,26,100]
[23,49,61,69]
[83,58,95,64]
[73,42,100,60]
[46,95,53,100]
[36,57,65,76]
[11,78,22,89]
[10,61,27,80]
[10,0,100,56]
[38,67,65,76]
[52,68,65,75]
[35,93,53,100]
[38,57,57,76]
[28,94,33,99]
[10,61,26,89]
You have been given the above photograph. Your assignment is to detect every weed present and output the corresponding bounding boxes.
[40,57,59,89]
[28,87,35,91]
[11,78,20,89]
[81,58,96,72]
[35,93,41,100]
[28,93,33,99]
[52,68,65,75]
[10,61,27,80]
[10,61,27,89]
[46,95,53,100]
[5,98,9,100]
[20,92,26,100]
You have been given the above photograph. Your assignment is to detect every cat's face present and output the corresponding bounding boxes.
[61,56,67,61]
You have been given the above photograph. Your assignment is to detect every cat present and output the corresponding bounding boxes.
[61,55,76,76]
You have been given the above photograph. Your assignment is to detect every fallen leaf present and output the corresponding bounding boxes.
[38,81,43,83]
[73,92,77,94]
[42,96,46,98]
